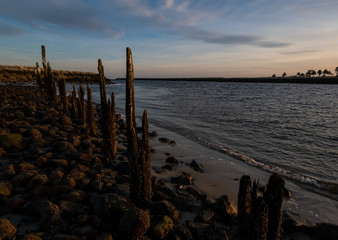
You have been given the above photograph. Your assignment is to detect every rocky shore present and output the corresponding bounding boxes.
[0,65,111,84]
[0,83,337,240]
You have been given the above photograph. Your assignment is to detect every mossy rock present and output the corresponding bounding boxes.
[0,133,22,149]
[153,216,174,239]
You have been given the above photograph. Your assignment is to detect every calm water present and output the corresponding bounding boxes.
[89,80,338,196]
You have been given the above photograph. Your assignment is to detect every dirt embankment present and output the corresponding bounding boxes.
[0,65,111,83]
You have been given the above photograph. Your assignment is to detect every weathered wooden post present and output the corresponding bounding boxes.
[97,59,112,162]
[264,173,284,240]
[35,62,42,88]
[110,92,117,161]
[87,83,97,135]
[140,109,151,206]
[237,175,252,240]
[125,47,151,207]
[78,84,86,124]
[251,197,268,240]
[41,45,46,68]
[58,72,69,114]
[71,84,79,118]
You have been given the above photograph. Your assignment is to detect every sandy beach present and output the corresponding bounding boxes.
[0,81,337,239]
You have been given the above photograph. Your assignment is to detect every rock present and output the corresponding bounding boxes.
[11,170,37,187]
[27,128,43,139]
[169,141,176,146]
[169,225,193,240]
[49,169,64,184]
[0,181,13,197]
[0,133,22,149]
[171,174,192,185]
[165,157,179,164]
[60,115,72,125]
[0,147,5,158]
[149,131,158,137]
[118,207,151,240]
[23,234,43,240]
[46,159,68,168]
[27,174,48,189]
[51,141,76,156]
[213,195,237,225]
[67,190,86,202]
[48,184,71,197]
[17,162,36,171]
[153,216,174,239]
[37,200,61,229]
[0,219,17,240]
[90,193,135,219]
[189,160,203,173]
[162,164,175,171]
[196,209,215,223]
[282,210,309,229]
[159,137,170,143]
[0,165,15,179]
[151,200,180,222]
[35,156,47,166]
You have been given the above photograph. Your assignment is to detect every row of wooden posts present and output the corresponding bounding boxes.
[36,45,283,239]
[35,45,151,208]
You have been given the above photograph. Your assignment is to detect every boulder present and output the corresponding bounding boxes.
[0,133,22,149]
[67,190,86,202]
[189,160,203,173]
[27,174,48,189]
[60,115,72,125]
[0,219,16,240]
[151,200,180,222]
[37,200,61,229]
[213,195,237,225]
[171,174,192,186]
[153,216,174,239]
[118,207,151,240]
[0,181,13,197]
[165,157,179,164]
[90,193,135,219]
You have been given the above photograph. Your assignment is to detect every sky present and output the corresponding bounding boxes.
[0,0,338,78]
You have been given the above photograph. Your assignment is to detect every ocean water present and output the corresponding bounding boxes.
[86,80,338,199]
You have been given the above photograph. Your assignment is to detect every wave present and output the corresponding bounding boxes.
[197,137,338,200]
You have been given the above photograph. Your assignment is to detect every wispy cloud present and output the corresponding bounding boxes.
[0,23,27,36]
[281,50,319,55]
[0,0,123,37]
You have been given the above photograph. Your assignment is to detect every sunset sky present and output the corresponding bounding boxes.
[0,0,338,78]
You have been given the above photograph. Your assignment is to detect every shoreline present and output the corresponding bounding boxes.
[148,124,338,225]
[116,76,338,84]
[0,82,337,239]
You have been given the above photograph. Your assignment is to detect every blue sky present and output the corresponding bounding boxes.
[0,0,338,78]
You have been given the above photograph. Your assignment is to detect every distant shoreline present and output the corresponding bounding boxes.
[116,77,338,84]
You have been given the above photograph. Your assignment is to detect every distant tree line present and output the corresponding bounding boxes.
[273,67,338,77]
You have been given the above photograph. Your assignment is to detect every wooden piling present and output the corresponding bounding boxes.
[110,92,117,161]
[264,173,284,240]
[251,197,268,240]
[140,109,151,207]
[58,72,69,114]
[35,62,42,88]
[126,47,140,204]
[237,175,252,240]
[78,84,86,124]
[71,84,79,118]
[87,83,97,135]
[125,47,151,208]
[41,45,46,67]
